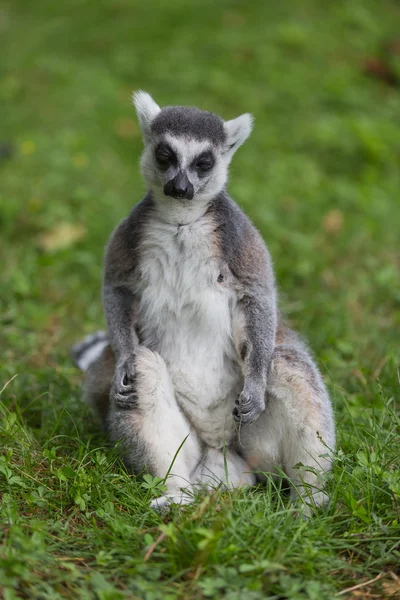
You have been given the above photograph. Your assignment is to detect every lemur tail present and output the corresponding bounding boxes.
[71,331,109,371]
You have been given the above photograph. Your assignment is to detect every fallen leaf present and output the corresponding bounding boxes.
[387,39,400,57]
[382,581,400,597]
[72,152,89,168]
[363,57,399,86]
[115,117,138,139]
[28,197,42,212]
[321,269,338,289]
[222,10,246,27]
[322,209,344,234]
[37,222,87,252]
[20,140,36,155]
[382,571,400,598]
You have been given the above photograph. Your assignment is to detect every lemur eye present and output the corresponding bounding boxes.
[193,152,214,174]
[155,143,176,170]
[196,160,213,172]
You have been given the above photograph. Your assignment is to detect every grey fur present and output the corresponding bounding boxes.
[103,195,155,409]
[207,193,277,423]
[151,106,226,146]
[74,92,335,511]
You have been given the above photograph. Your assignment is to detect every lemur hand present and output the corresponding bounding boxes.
[110,355,138,409]
[233,378,266,424]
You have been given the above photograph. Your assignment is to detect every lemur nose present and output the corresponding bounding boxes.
[174,184,188,198]
[164,172,194,200]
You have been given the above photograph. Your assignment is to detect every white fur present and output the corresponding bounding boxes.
[122,345,251,510]
[193,448,256,488]
[72,332,108,372]
[77,340,108,371]
[223,113,253,158]
[131,209,241,448]
[165,135,211,170]
[132,91,160,141]
[113,347,200,500]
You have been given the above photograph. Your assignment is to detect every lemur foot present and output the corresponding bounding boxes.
[150,493,193,512]
[233,379,266,424]
[293,491,330,519]
[111,355,138,409]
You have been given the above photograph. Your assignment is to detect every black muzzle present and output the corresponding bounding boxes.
[164,172,194,200]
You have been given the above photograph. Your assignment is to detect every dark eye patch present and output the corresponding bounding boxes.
[155,142,177,170]
[191,151,215,175]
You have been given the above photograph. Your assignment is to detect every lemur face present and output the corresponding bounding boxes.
[133,91,253,204]
[152,135,218,202]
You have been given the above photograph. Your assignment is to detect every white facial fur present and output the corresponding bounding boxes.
[132,91,161,142]
[133,91,253,220]
[223,113,254,159]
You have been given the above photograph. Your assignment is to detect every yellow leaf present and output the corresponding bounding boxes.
[72,152,89,168]
[20,140,36,155]
[114,117,138,139]
[322,209,344,234]
[37,222,87,252]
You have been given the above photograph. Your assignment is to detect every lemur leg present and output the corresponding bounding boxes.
[83,344,253,505]
[85,345,202,509]
[192,447,256,489]
[238,331,335,510]
[83,343,115,429]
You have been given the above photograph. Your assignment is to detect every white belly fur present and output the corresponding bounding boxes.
[132,214,242,447]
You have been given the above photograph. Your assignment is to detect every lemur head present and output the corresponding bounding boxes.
[133,91,253,205]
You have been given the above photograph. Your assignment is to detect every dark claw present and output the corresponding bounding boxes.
[117,383,136,396]
[240,411,256,424]
[233,387,265,424]
[233,409,255,424]
[233,408,253,423]
[114,391,138,410]
[120,381,136,396]
[118,386,136,397]
[112,356,137,409]
[239,409,252,416]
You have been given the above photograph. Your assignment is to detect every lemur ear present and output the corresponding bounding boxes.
[132,90,161,142]
[223,113,254,156]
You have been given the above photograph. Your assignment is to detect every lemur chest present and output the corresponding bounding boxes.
[133,215,241,420]
[136,216,234,355]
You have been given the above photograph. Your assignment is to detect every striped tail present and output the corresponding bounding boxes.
[71,331,109,371]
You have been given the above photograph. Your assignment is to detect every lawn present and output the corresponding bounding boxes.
[1,0,400,598]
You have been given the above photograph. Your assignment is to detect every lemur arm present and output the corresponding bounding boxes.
[102,196,153,407]
[102,220,140,408]
[237,281,277,389]
[103,283,139,362]
[232,270,277,424]
[214,195,277,424]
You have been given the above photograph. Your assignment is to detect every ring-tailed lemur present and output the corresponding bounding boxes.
[72,92,335,511]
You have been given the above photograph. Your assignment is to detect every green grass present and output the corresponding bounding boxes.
[1,0,400,598]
